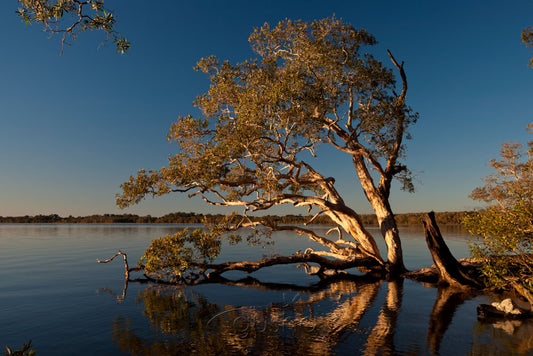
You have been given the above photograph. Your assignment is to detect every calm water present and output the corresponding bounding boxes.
[1,224,532,355]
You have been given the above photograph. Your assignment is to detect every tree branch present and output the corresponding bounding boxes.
[382,50,409,193]
[204,252,381,277]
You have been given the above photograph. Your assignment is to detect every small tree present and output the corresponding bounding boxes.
[117,17,418,281]
[463,124,533,298]
[17,0,129,54]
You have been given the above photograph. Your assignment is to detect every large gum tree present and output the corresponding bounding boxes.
[117,17,418,280]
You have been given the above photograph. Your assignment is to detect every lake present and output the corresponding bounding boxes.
[1,224,532,355]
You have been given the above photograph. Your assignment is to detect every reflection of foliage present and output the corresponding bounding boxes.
[108,278,533,355]
[111,286,229,355]
[111,278,406,355]
[463,125,533,296]
[3,340,36,356]
[139,286,220,336]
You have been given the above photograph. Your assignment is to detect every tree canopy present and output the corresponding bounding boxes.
[117,17,418,280]
[17,0,129,54]
[463,124,533,299]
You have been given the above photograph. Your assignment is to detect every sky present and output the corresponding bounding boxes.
[0,0,532,217]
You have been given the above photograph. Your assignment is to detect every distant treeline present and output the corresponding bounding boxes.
[0,211,468,226]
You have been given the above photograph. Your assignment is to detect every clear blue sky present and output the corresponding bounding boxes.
[0,0,532,217]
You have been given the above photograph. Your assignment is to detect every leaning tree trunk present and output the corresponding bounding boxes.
[352,156,406,274]
[374,201,405,274]
[423,212,481,289]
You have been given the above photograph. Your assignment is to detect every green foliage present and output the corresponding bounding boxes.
[4,340,36,356]
[116,16,418,274]
[463,124,533,291]
[117,16,417,211]
[140,228,222,281]
[139,215,272,282]
[16,0,129,54]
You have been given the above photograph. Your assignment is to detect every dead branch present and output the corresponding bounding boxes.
[96,250,142,279]
[97,251,130,279]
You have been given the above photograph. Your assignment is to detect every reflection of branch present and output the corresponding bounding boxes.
[307,280,382,352]
[204,273,383,294]
[426,287,473,354]
[99,270,384,305]
[363,279,403,355]
[109,277,388,355]
[99,278,129,303]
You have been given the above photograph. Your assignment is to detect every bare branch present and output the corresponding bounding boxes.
[382,49,409,192]
[387,50,407,103]
[327,226,342,239]
[97,251,130,279]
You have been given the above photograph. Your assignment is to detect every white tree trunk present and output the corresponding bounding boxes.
[352,156,406,273]
[325,209,383,262]
[373,202,405,273]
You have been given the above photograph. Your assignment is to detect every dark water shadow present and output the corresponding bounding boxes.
[100,276,533,355]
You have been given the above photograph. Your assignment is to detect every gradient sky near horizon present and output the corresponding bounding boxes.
[1,0,532,217]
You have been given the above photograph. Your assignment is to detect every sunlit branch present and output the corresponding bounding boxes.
[305,210,326,225]
[202,252,381,279]
[382,50,409,190]
[96,250,142,279]
[347,87,354,129]
[274,225,359,257]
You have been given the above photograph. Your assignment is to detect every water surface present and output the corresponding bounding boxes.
[1,224,531,355]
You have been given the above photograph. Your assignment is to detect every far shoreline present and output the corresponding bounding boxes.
[0,211,468,226]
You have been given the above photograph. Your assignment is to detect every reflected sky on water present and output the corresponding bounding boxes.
[1,224,531,355]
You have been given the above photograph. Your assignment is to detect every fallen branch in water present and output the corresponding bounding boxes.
[96,249,383,286]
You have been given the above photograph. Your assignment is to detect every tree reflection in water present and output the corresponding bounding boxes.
[106,277,533,355]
